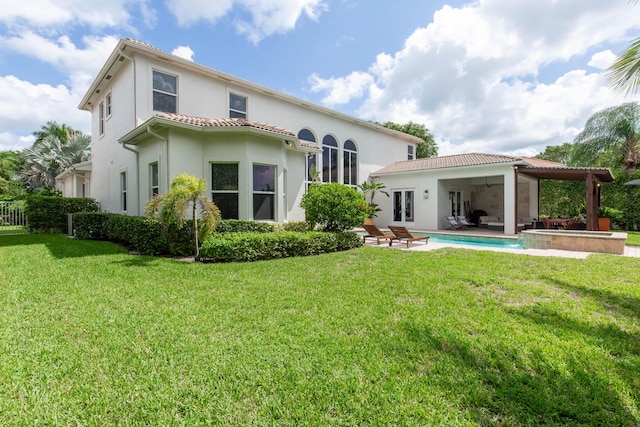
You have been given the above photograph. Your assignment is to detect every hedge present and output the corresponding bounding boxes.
[73,212,194,256]
[198,231,362,262]
[214,219,276,233]
[26,196,100,233]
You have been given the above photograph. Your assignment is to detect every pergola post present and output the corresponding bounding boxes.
[585,173,599,231]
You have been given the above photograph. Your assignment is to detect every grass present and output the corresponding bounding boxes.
[626,230,640,246]
[1,234,639,425]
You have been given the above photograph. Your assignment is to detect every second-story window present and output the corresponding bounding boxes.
[153,70,177,113]
[408,145,415,160]
[229,93,247,118]
[105,93,112,117]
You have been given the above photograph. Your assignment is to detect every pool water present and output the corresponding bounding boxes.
[414,233,524,249]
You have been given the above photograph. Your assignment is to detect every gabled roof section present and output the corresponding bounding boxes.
[372,153,532,175]
[372,152,614,182]
[119,113,321,152]
[79,38,422,145]
[156,113,296,137]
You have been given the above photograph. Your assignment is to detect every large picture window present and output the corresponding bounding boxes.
[153,70,177,113]
[229,93,247,118]
[253,164,275,221]
[343,139,357,188]
[322,135,338,183]
[211,163,239,219]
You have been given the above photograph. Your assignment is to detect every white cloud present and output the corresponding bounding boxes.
[172,45,195,61]
[588,50,617,70]
[166,0,328,44]
[309,0,640,156]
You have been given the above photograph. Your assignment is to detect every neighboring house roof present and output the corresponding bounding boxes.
[55,161,92,181]
[119,113,321,152]
[372,152,614,182]
[79,38,422,145]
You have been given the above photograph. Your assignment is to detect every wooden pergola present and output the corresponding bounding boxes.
[516,166,615,231]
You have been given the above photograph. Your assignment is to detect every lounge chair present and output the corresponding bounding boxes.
[362,224,396,245]
[446,216,462,229]
[457,215,474,228]
[388,225,430,247]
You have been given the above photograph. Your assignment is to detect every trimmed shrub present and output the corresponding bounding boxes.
[26,196,100,233]
[199,231,362,262]
[215,219,276,233]
[300,183,367,231]
[278,221,315,232]
[73,212,109,240]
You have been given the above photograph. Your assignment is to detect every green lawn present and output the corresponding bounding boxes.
[626,230,640,246]
[1,234,639,425]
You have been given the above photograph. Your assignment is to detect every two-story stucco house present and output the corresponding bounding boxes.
[62,38,614,235]
[71,38,421,224]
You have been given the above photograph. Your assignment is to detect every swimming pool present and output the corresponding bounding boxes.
[422,233,523,249]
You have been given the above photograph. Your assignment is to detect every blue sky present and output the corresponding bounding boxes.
[1,0,639,156]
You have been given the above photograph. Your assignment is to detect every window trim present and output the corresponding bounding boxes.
[229,92,248,119]
[105,92,112,118]
[98,101,105,136]
[149,162,159,197]
[211,162,240,220]
[322,134,339,183]
[343,139,358,188]
[152,69,178,113]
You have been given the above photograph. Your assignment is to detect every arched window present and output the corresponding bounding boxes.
[343,139,358,188]
[298,129,317,188]
[322,135,338,183]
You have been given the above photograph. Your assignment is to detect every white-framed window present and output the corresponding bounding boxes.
[408,145,415,160]
[99,101,105,136]
[211,163,239,219]
[253,164,276,221]
[298,129,318,189]
[120,171,127,212]
[105,93,112,117]
[343,139,358,188]
[153,70,177,113]
[392,189,415,223]
[229,92,247,118]
[322,135,338,183]
[150,162,159,197]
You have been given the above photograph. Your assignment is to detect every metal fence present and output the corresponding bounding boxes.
[0,201,27,235]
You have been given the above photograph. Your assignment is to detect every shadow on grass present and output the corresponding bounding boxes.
[398,320,639,425]
[0,233,126,259]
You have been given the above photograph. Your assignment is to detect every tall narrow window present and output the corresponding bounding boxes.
[229,93,247,118]
[150,162,159,197]
[120,172,127,212]
[105,93,112,117]
[298,129,318,189]
[99,101,105,136]
[253,164,276,221]
[322,135,338,183]
[211,163,239,219]
[153,70,177,113]
[343,139,358,188]
[408,145,415,160]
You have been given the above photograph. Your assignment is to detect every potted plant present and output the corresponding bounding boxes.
[597,206,620,231]
[358,180,389,224]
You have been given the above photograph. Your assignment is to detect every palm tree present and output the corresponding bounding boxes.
[145,173,221,256]
[607,1,640,96]
[19,129,91,190]
[572,103,640,173]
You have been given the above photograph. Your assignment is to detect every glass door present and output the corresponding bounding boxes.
[392,190,415,223]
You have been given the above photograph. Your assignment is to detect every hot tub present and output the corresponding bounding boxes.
[520,229,628,255]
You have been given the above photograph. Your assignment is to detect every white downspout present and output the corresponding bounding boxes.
[119,141,140,215]
[146,126,169,191]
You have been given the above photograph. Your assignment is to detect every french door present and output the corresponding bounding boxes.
[392,190,414,223]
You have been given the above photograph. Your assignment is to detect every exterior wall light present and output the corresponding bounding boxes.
[423,189,429,199]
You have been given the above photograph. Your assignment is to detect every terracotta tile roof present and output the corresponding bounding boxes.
[156,113,296,137]
[373,153,567,175]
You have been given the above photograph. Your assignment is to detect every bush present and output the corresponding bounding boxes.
[278,221,315,232]
[215,219,276,233]
[26,196,100,233]
[300,183,367,231]
[199,231,362,262]
[73,212,109,240]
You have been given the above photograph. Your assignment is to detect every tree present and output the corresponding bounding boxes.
[18,123,91,190]
[358,180,389,219]
[571,102,640,173]
[535,144,586,218]
[301,182,367,231]
[607,1,640,96]
[378,121,438,158]
[145,173,221,256]
[0,151,25,197]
